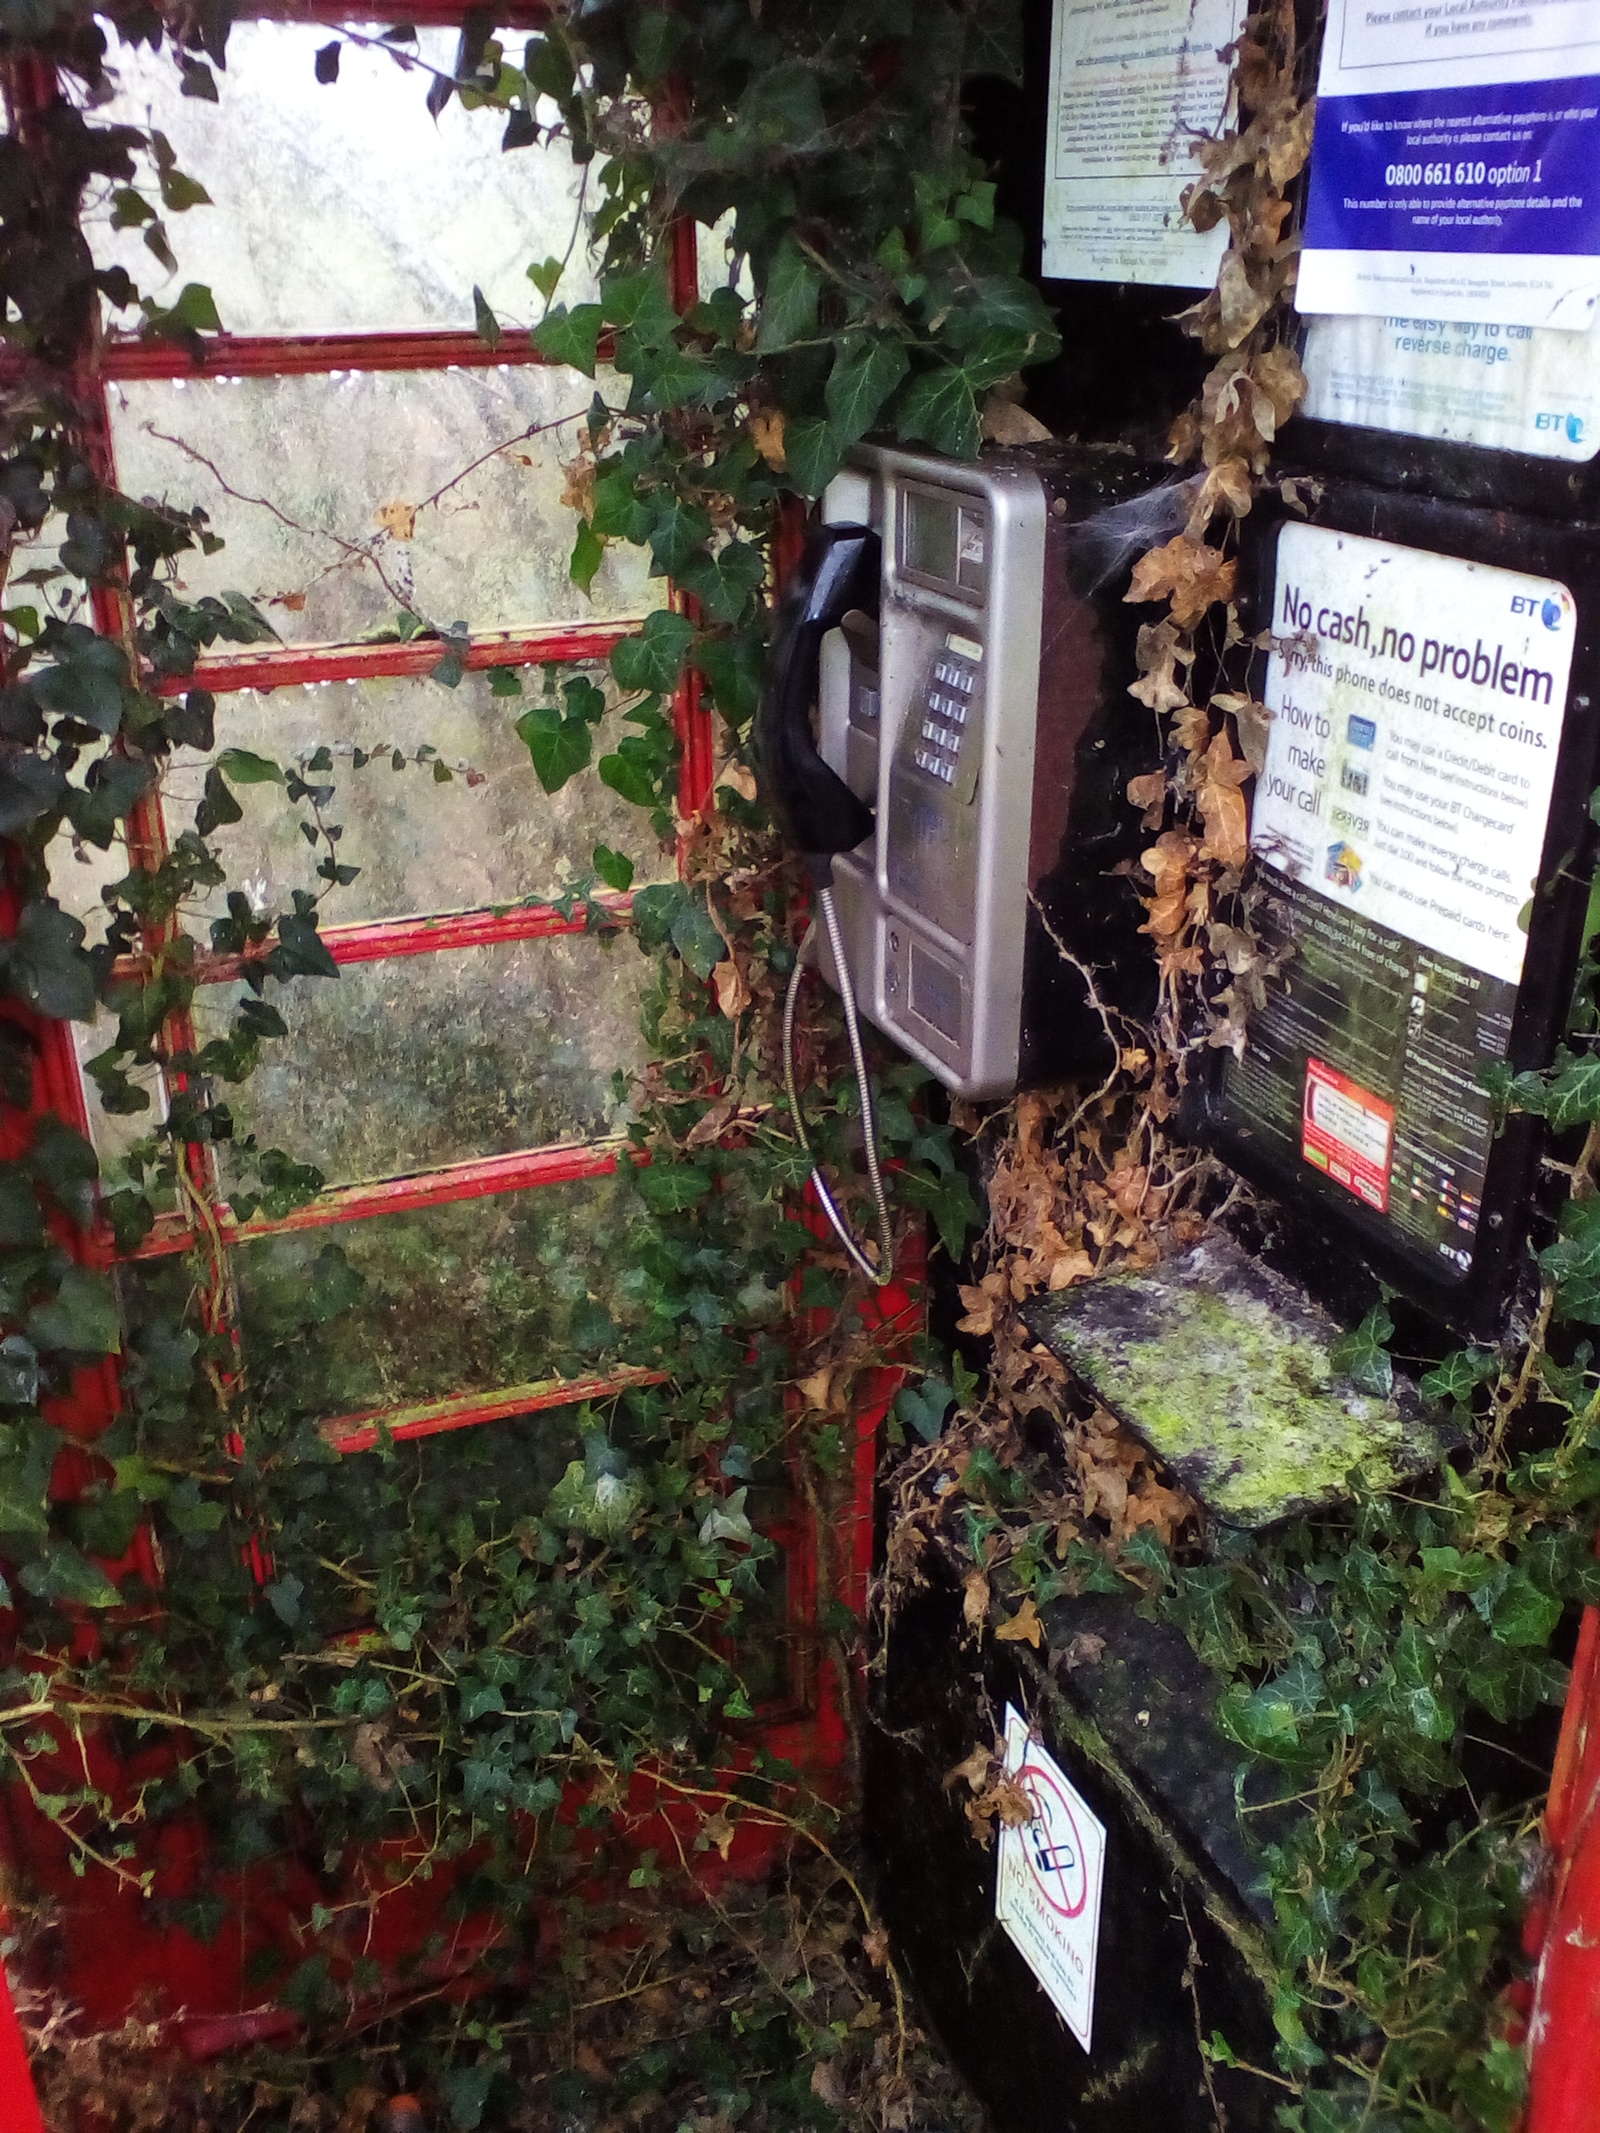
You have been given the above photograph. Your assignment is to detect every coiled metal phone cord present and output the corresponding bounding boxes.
[782,884,895,1288]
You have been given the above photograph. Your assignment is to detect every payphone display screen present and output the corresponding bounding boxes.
[905,489,960,582]
[902,487,987,595]
[1218,522,1574,1286]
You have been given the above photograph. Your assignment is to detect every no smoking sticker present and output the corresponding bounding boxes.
[994,1704,1107,2052]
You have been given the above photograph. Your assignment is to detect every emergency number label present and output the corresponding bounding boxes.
[1252,523,1572,986]
[994,1704,1106,2053]
[1303,1057,1396,1212]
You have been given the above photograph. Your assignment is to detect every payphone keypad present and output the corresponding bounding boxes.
[911,634,983,803]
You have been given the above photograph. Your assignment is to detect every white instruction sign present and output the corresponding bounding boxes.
[1042,0,1246,287]
[1301,310,1600,460]
[994,1703,1107,2053]
[1253,523,1573,986]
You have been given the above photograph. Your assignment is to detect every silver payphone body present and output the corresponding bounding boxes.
[817,448,1050,1099]
[807,443,1173,1100]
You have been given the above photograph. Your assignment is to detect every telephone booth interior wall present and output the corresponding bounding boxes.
[0,11,903,2075]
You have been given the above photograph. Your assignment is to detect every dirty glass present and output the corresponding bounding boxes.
[108,365,655,641]
[192,931,647,1187]
[89,22,599,335]
[159,668,670,924]
[49,824,127,947]
[230,1176,641,1421]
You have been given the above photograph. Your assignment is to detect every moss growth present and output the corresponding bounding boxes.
[1026,1233,1450,1527]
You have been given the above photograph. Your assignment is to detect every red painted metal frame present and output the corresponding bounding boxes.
[322,1364,670,1454]
[158,619,640,696]
[99,328,584,382]
[132,1138,636,1259]
[112,892,635,991]
[1524,1534,1600,2133]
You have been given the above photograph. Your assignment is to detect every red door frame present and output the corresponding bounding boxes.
[0,22,918,2094]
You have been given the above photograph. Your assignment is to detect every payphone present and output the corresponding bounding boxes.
[756,442,1179,1104]
[754,442,1179,1277]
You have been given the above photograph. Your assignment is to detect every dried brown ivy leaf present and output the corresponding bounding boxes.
[1126,535,1236,629]
[1266,98,1316,185]
[1194,731,1253,869]
[994,1596,1043,1648]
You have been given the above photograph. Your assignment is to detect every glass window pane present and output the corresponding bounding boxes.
[108,366,655,641]
[158,668,669,925]
[229,1178,641,1420]
[91,23,599,335]
[49,823,127,946]
[192,931,646,1187]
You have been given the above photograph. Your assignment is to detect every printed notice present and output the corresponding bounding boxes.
[994,1705,1106,2051]
[1222,523,1572,1279]
[1252,524,1570,984]
[1298,0,1600,327]
[1042,0,1246,287]
[1302,309,1600,459]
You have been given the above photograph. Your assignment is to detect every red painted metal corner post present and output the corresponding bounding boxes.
[0,1959,44,2133]
[1526,1547,1600,2133]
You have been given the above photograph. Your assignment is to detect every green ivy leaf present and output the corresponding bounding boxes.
[472,285,501,349]
[611,609,695,696]
[755,236,821,354]
[26,1265,120,1357]
[1542,1197,1600,1320]
[1329,1303,1395,1398]
[274,911,339,980]
[216,747,284,785]
[676,541,765,626]
[698,1486,752,1545]
[895,1377,954,1443]
[825,334,911,448]
[894,365,981,461]
[1520,1047,1600,1129]
[645,494,714,578]
[527,256,563,300]
[1420,1347,1497,1408]
[569,518,605,593]
[669,894,727,979]
[0,1416,51,1532]
[515,702,593,794]
[600,265,680,347]
[692,632,764,730]
[20,1540,119,1608]
[1489,1570,1564,1648]
[460,1677,507,1722]
[901,1167,981,1260]
[1473,1646,1568,1722]
[592,845,634,891]
[531,303,604,375]
[636,1161,714,1213]
[631,882,687,952]
[32,631,129,733]
[782,415,845,500]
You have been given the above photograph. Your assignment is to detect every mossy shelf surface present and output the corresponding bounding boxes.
[1023,1233,1452,1529]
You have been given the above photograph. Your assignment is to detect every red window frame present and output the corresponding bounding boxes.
[3,50,716,1438]
[0,19,916,1768]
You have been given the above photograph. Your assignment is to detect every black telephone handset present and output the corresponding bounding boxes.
[754,522,880,883]
[754,519,894,1287]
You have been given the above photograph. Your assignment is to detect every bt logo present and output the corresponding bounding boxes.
[1534,412,1587,443]
[1510,594,1567,629]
